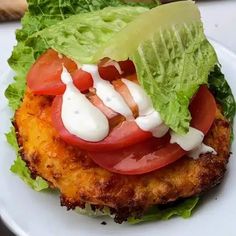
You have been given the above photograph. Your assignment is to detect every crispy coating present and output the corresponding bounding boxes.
[15,90,231,223]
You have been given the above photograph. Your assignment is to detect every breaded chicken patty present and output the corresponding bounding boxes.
[15,90,231,223]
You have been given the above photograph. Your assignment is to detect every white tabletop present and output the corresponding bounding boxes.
[199,0,236,53]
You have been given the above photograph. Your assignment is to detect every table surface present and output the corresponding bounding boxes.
[1,1,236,235]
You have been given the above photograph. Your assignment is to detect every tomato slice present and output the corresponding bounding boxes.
[51,96,154,152]
[27,49,77,95]
[72,69,93,93]
[27,50,135,95]
[112,79,139,117]
[189,85,216,134]
[88,85,217,175]
[88,140,185,175]
[98,58,136,81]
[88,93,125,128]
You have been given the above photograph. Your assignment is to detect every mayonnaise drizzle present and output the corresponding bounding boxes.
[61,67,109,142]
[122,78,169,138]
[188,143,217,159]
[122,78,153,116]
[82,65,133,119]
[60,64,216,160]
[170,127,204,151]
[170,127,217,159]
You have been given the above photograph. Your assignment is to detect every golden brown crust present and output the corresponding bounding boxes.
[15,91,231,222]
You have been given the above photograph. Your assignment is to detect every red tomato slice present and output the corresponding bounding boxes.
[88,85,217,175]
[27,49,135,95]
[189,85,217,134]
[72,69,93,93]
[98,59,135,81]
[88,93,125,128]
[119,60,136,76]
[88,141,185,175]
[112,79,139,117]
[51,96,154,152]
[27,49,77,95]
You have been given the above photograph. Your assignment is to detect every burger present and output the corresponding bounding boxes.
[6,0,235,224]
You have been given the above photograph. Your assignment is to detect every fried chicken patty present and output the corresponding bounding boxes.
[14,90,231,223]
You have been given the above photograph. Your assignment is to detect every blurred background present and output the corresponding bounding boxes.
[0,0,27,21]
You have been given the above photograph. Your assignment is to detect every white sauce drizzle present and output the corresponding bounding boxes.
[170,127,217,159]
[82,65,133,119]
[122,78,169,138]
[170,127,204,151]
[61,67,109,142]
[60,64,216,160]
[135,111,169,138]
[188,143,217,159]
[151,123,170,138]
[122,78,153,116]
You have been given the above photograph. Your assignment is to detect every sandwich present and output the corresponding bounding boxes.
[6,0,235,224]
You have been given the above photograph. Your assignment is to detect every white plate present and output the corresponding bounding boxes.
[0,40,235,236]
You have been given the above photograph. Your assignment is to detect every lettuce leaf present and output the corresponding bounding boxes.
[208,65,236,142]
[6,127,49,191]
[10,157,49,191]
[128,196,199,224]
[73,197,199,224]
[94,1,218,134]
[17,0,159,42]
[6,43,35,110]
[28,6,149,64]
[208,66,236,124]
[27,0,159,15]
[5,127,19,152]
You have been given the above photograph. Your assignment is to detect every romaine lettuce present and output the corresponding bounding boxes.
[208,66,236,141]
[6,127,49,191]
[73,196,199,223]
[94,1,218,134]
[18,0,159,41]
[128,196,199,224]
[209,66,236,124]
[28,6,149,64]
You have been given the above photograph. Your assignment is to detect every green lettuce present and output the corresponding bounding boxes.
[208,66,236,124]
[208,65,236,142]
[128,197,199,224]
[10,157,49,191]
[6,127,49,191]
[73,196,199,223]
[94,1,218,134]
[6,43,35,110]
[5,127,19,152]
[17,0,159,42]
[75,196,200,224]
[27,6,149,64]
